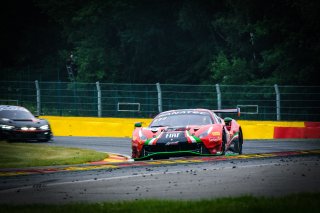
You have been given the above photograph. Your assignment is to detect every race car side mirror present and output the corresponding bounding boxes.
[224,117,232,123]
[134,122,142,128]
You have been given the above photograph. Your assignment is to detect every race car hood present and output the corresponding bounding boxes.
[146,125,207,133]
[140,125,212,145]
[0,118,47,128]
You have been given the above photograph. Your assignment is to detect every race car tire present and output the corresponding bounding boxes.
[221,130,227,155]
[233,129,243,154]
[238,128,243,154]
[233,139,241,154]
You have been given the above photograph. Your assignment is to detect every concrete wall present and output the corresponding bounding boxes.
[41,116,320,139]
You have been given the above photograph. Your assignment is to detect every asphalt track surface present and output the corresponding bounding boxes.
[0,137,319,204]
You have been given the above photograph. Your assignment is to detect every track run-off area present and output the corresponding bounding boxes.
[0,137,319,204]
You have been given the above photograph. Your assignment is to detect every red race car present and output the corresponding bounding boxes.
[132,108,243,160]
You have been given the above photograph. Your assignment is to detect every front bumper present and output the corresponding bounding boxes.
[134,142,222,161]
[134,150,223,161]
[144,142,202,153]
[0,129,52,141]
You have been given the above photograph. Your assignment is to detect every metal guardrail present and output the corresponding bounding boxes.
[0,81,319,121]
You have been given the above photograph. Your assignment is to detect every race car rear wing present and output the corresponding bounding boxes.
[212,107,241,117]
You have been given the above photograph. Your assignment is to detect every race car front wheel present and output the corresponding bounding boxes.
[233,128,243,154]
[221,130,227,155]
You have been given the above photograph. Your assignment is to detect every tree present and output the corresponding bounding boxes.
[1,0,319,85]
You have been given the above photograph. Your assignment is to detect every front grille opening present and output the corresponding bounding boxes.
[144,143,202,153]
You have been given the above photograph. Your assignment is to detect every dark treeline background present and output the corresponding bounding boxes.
[1,0,319,85]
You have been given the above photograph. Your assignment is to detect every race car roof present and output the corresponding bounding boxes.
[0,105,29,112]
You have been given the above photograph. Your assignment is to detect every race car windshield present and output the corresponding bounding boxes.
[150,113,213,127]
[0,110,35,120]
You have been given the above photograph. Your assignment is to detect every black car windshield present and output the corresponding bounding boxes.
[150,111,213,127]
[0,108,35,120]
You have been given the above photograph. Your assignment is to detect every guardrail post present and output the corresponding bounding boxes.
[274,84,281,121]
[58,81,62,116]
[215,84,221,110]
[35,80,41,116]
[96,81,102,117]
[156,83,163,112]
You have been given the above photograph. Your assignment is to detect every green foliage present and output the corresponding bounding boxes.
[209,52,251,84]
[1,0,319,85]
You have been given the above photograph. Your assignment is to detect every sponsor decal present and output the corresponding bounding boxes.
[212,131,220,136]
[165,133,180,138]
[152,117,168,123]
[165,141,179,146]
[209,137,220,142]
[157,110,209,118]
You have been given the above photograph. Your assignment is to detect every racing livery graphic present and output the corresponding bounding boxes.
[0,105,53,142]
[132,108,243,160]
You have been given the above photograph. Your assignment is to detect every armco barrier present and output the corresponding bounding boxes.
[238,120,305,139]
[42,116,152,138]
[42,116,320,139]
[273,122,320,139]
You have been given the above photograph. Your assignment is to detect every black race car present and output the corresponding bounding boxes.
[0,105,53,142]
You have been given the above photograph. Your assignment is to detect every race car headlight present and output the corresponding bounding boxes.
[199,131,209,138]
[40,125,49,130]
[0,124,14,130]
[199,126,213,138]
[139,129,147,141]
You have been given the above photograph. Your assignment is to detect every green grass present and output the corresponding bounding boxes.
[0,193,319,213]
[0,140,108,168]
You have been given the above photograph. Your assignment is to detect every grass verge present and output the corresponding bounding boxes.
[0,140,108,168]
[0,193,319,213]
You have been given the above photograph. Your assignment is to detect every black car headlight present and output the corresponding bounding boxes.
[39,125,49,130]
[0,124,14,130]
[21,127,36,131]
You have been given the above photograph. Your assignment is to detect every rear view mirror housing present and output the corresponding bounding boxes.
[134,122,142,128]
